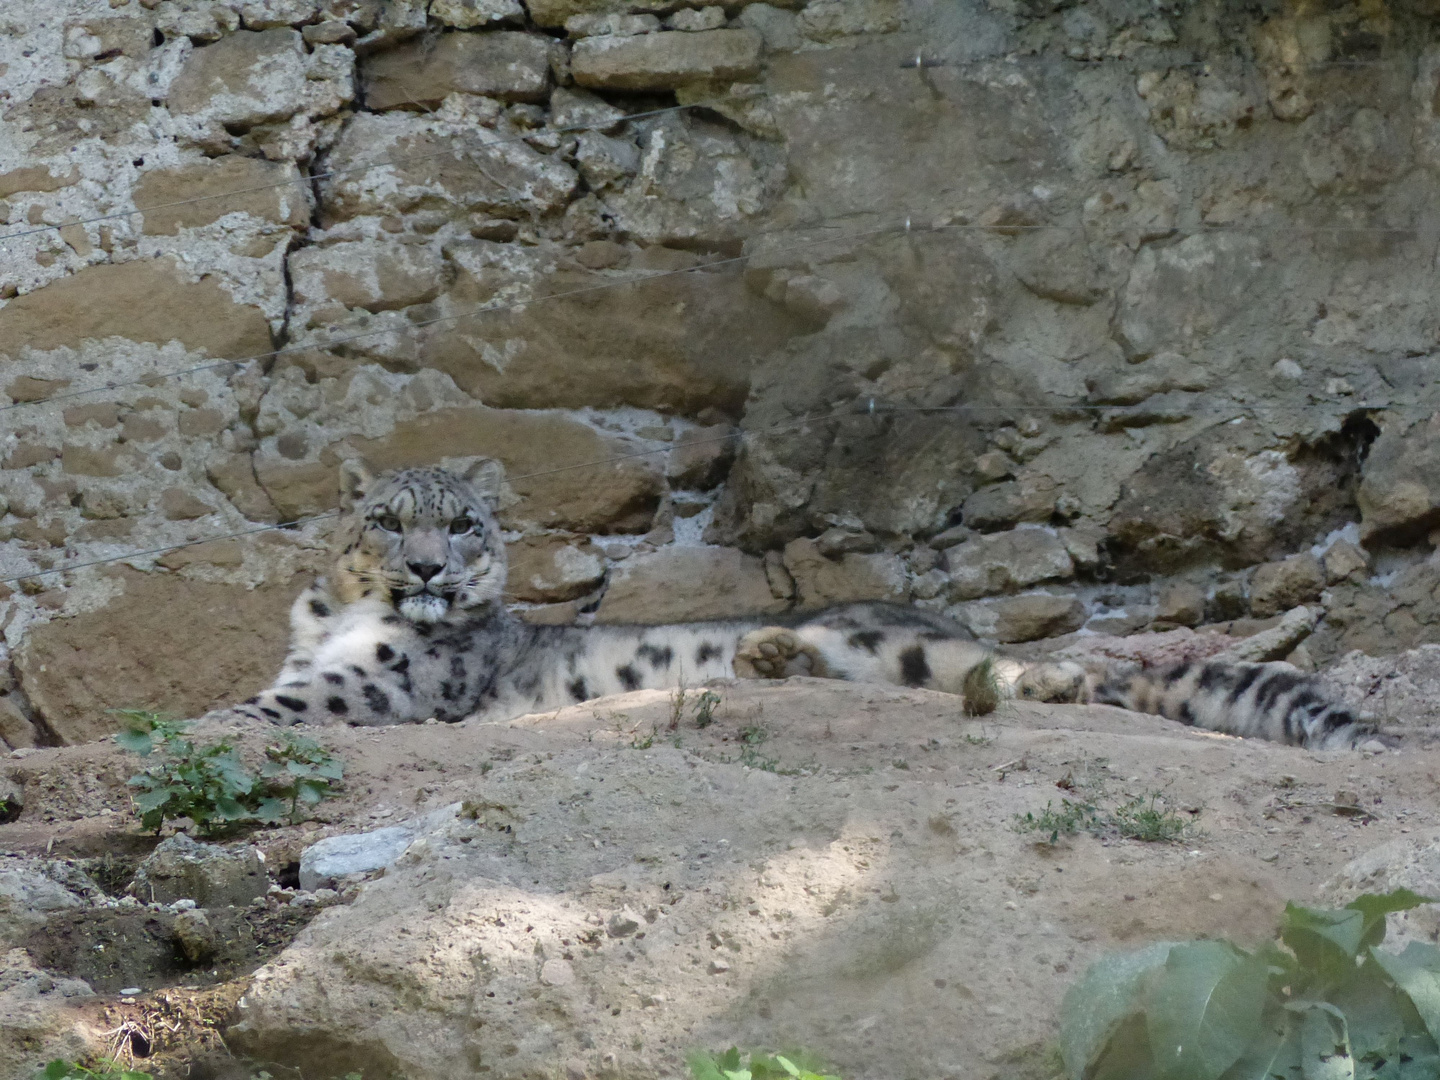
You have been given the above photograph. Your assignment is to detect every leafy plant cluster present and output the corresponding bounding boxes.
[1061,888,1440,1080]
[1016,791,1190,844]
[688,1048,840,1080]
[115,711,343,835]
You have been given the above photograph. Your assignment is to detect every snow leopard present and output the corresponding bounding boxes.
[223,460,1084,730]
[223,461,1386,751]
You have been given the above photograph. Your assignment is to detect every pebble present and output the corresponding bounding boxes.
[709,959,730,974]
[119,987,141,996]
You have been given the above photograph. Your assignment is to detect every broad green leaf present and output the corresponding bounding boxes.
[113,730,154,755]
[132,788,174,812]
[1147,940,1270,1080]
[286,759,311,777]
[317,760,345,780]
[1061,940,1176,1078]
[42,1062,73,1080]
[1283,905,1367,987]
[1371,942,1440,1046]
[297,779,327,805]
[214,794,251,820]
[1091,1012,1156,1080]
[686,1051,728,1080]
[1291,1002,1353,1080]
[1330,956,1425,1064]
[1217,1010,1302,1080]
[1347,891,1436,950]
[253,797,288,824]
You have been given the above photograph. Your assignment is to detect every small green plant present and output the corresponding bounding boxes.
[693,689,722,728]
[630,726,656,750]
[115,710,344,834]
[1061,888,1440,1080]
[1015,790,1190,845]
[687,1048,841,1080]
[38,1061,151,1080]
[116,711,255,836]
[253,733,344,825]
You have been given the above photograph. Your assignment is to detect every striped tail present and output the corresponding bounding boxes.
[1087,659,1390,751]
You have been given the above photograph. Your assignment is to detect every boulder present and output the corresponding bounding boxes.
[15,570,296,746]
[359,32,553,109]
[431,0,526,28]
[298,826,415,892]
[172,908,217,963]
[506,534,606,603]
[317,112,577,224]
[0,258,273,362]
[1249,553,1325,618]
[796,0,901,40]
[941,528,1074,600]
[0,861,89,946]
[289,239,447,314]
[129,835,269,907]
[1357,414,1440,545]
[951,592,1085,643]
[571,29,762,91]
[134,156,310,234]
[1322,540,1369,583]
[0,948,97,1078]
[782,538,907,610]
[1154,582,1206,628]
[594,546,787,622]
[961,475,1058,532]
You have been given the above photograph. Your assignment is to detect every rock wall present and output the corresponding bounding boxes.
[4,0,1440,744]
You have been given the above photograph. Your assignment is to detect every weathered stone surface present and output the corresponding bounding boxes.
[173,908,217,963]
[130,835,268,907]
[1357,414,1440,545]
[360,32,552,109]
[595,546,786,622]
[961,475,1058,533]
[941,527,1073,601]
[0,166,78,198]
[168,28,352,132]
[952,592,1085,643]
[0,946,97,1076]
[1154,582,1206,628]
[0,863,93,946]
[431,0,525,27]
[507,534,605,603]
[527,0,680,28]
[344,407,665,533]
[423,261,800,413]
[782,538,907,610]
[289,239,447,314]
[135,156,310,234]
[1249,553,1325,618]
[796,0,901,40]
[0,699,39,751]
[1323,540,1368,583]
[0,258,272,361]
[15,571,296,745]
[667,424,737,489]
[317,111,577,223]
[571,29,761,91]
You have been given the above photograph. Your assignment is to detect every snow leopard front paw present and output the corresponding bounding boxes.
[733,627,830,679]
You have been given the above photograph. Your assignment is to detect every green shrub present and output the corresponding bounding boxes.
[114,711,343,835]
[1060,888,1440,1080]
[687,1048,840,1080]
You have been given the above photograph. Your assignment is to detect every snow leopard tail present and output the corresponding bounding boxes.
[1085,658,1390,751]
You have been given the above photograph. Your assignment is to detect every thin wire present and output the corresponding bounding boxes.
[0,97,736,246]
[0,396,1401,587]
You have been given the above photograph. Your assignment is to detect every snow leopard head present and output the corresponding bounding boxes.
[333,460,507,624]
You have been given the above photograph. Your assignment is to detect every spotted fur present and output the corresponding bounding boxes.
[223,462,1087,731]
[1081,659,1389,751]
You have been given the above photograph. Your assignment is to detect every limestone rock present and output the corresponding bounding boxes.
[951,592,1085,643]
[941,528,1073,601]
[134,156,310,234]
[130,835,268,907]
[15,570,295,746]
[317,111,577,224]
[1216,606,1316,664]
[566,12,661,37]
[1154,582,1206,628]
[549,85,627,131]
[782,538,907,610]
[961,476,1058,533]
[172,908,217,963]
[1357,415,1440,545]
[571,29,761,91]
[594,546,786,622]
[0,947,98,1076]
[289,239,447,314]
[431,0,525,27]
[667,424,737,489]
[422,259,799,414]
[168,29,353,138]
[797,0,901,41]
[736,3,801,50]
[360,32,553,109]
[0,699,38,752]
[1323,540,1369,583]
[0,258,272,362]
[507,535,606,603]
[0,863,89,946]
[1249,554,1324,618]
[300,827,414,891]
[1118,234,1265,359]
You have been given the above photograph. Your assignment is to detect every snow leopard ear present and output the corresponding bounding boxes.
[459,457,505,503]
[338,459,376,510]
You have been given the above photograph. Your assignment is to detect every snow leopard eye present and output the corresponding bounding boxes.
[374,513,402,533]
[449,516,474,535]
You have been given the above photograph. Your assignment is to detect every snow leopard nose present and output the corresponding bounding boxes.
[407,561,443,583]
